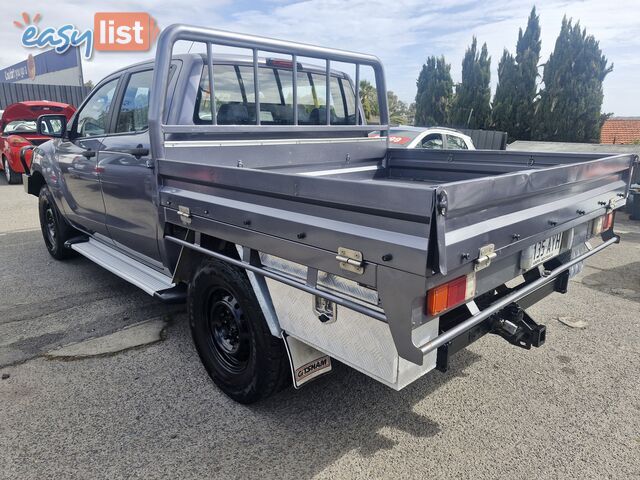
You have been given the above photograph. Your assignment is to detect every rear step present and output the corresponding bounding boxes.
[68,238,175,296]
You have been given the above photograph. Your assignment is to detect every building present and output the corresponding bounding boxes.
[0,47,89,109]
[600,117,640,145]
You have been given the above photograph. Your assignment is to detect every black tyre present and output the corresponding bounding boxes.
[3,157,22,184]
[189,258,290,404]
[38,185,76,260]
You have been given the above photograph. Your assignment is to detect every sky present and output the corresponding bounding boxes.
[1,0,639,115]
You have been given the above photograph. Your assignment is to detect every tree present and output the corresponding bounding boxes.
[533,17,612,142]
[406,102,416,125]
[491,50,518,138]
[450,37,492,129]
[492,7,541,140]
[414,56,453,126]
[359,80,379,122]
[387,90,409,124]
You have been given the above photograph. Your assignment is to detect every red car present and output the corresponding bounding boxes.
[0,101,75,184]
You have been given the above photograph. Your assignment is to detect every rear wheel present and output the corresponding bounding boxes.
[188,258,290,404]
[3,157,21,184]
[38,185,76,260]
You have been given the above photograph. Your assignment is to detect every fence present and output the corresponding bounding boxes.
[458,128,508,150]
[0,83,91,110]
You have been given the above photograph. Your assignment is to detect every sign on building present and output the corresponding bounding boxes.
[0,47,84,86]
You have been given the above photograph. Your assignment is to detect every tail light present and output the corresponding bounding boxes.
[426,272,476,317]
[591,212,614,236]
[8,136,29,146]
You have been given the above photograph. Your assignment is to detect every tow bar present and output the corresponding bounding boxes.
[491,304,546,350]
[436,302,546,372]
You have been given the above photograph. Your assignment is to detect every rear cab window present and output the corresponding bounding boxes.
[194,62,357,126]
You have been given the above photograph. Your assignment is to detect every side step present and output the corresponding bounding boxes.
[69,238,175,296]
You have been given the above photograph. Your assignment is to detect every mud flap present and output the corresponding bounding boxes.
[283,334,332,388]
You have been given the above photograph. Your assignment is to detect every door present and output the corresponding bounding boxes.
[98,69,161,262]
[57,78,119,236]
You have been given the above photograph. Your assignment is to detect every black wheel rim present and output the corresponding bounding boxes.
[206,288,250,373]
[43,199,57,248]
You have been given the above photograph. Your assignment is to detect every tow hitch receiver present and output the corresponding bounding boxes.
[491,304,546,350]
[436,302,546,372]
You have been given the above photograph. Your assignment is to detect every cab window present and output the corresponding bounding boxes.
[115,70,153,133]
[195,64,357,126]
[76,79,118,137]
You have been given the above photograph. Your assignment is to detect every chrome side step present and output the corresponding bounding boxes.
[70,238,175,296]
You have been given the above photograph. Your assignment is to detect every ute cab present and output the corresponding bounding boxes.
[0,101,75,184]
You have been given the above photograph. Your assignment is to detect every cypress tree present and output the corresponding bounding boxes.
[414,56,453,126]
[450,37,491,129]
[514,6,541,140]
[533,17,612,142]
[493,7,541,140]
[492,50,518,138]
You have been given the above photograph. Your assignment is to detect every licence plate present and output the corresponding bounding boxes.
[520,233,563,270]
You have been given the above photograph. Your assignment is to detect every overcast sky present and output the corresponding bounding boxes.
[2,0,639,115]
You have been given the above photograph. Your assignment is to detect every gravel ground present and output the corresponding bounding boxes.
[0,183,639,480]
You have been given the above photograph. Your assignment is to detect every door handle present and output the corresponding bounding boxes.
[124,147,150,158]
[82,150,96,159]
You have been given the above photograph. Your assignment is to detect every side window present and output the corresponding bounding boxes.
[447,134,468,150]
[115,70,153,133]
[76,79,118,137]
[420,133,443,149]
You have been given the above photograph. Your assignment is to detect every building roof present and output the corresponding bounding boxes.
[601,117,640,144]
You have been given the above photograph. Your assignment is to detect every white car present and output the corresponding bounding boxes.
[379,126,476,150]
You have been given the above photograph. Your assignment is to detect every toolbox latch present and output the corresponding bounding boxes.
[336,247,364,275]
[474,244,497,271]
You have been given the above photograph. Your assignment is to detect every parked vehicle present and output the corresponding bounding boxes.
[0,101,75,184]
[372,126,475,150]
[23,25,637,403]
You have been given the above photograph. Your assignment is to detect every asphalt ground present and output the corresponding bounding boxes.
[0,182,639,479]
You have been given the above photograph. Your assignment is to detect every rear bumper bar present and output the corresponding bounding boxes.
[418,234,620,356]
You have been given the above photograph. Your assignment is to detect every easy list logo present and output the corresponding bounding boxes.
[14,12,159,59]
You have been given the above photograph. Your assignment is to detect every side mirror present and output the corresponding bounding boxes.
[36,114,68,138]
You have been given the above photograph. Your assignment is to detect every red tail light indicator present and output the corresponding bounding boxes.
[427,272,476,317]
